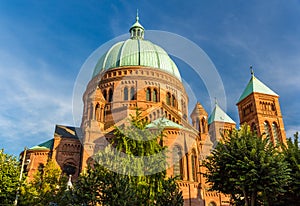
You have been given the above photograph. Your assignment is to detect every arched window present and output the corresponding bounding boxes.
[171,95,176,107]
[103,90,107,101]
[195,118,200,132]
[63,162,76,176]
[201,118,206,133]
[264,121,271,138]
[208,202,217,206]
[146,88,151,101]
[124,87,128,101]
[272,122,280,144]
[108,88,113,102]
[95,103,100,121]
[153,89,158,102]
[251,122,257,134]
[191,150,197,181]
[130,87,136,100]
[166,92,171,105]
[173,146,183,179]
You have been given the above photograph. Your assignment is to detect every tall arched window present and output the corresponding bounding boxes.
[108,88,113,102]
[166,92,171,105]
[130,87,136,100]
[201,118,206,133]
[272,122,279,144]
[146,88,151,101]
[63,161,76,176]
[171,95,176,107]
[153,89,158,102]
[264,121,271,138]
[251,122,257,132]
[95,103,100,121]
[173,146,183,179]
[191,150,197,181]
[123,87,128,101]
[195,118,200,132]
[103,90,107,101]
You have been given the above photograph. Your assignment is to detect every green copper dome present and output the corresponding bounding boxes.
[92,16,182,81]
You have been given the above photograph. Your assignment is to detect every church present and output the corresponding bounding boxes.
[21,16,286,206]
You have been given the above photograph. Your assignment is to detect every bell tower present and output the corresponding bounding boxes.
[237,67,286,144]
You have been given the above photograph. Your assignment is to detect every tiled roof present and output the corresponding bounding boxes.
[146,117,191,131]
[29,125,81,151]
[29,139,53,150]
[55,125,80,139]
[208,104,235,124]
[237,75,278,103]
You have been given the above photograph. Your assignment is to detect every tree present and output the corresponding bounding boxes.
[203,125,291,206]
[0,149,21,205]
[70,109,183,205]
[19,160,68,206]
[279,132,300,205]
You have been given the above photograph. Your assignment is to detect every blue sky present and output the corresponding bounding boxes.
[1,0,300,156]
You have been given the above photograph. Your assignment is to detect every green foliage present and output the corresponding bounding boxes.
[0,149,21,205]
[279,132,300,205]
[203,125,291,206]
[70,109,183,205]
[19,160,68,206]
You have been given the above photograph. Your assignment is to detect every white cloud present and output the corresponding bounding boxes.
[0,50,74,155]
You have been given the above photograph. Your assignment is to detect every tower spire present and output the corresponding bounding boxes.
[250,65,254,77]
[129,10,144,39]
[136,9,139,21]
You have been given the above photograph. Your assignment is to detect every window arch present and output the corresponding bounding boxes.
[208,202,217,206]
[63,160,76,176]
[103,89,107,101]
[153,89,158,102]
[264,121,271,138]
[95,103,101,121]
[251,122,257,133]
[108,88,113,102]
[130,87,136,100]
[201,118,206,133]
[191,149,197,181]
[146,88,151,101]
[166,92,171,105]
[171,95,176,107]
[272,122,280,144]
[195,118,200,132]
[173,146,183,179]
[124,87,128,101]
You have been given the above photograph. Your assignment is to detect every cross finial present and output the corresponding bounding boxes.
[250,65,254,76]
[136,9,139,21]
[214,97,218,105]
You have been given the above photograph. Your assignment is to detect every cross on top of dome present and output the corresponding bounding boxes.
[129,10,145,39]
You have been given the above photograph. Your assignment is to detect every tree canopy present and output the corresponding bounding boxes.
[0,149,21,205]
[279,132,300,205]
[203,125,291,206]
[19,160,68,206]
[69,109,183,206]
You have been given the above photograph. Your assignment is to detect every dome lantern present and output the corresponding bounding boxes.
[129,11,144,39]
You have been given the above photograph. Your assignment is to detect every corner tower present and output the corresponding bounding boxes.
[237,69,286,144]
[208,102,236,144]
